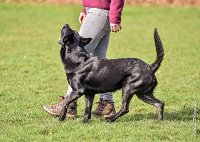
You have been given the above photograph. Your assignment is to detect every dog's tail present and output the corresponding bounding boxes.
[150,28,164,73]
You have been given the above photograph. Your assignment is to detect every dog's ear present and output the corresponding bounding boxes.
[64,24,70,29]
[80,38,92,47]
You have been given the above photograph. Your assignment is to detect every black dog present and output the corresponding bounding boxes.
[58,24,164,123]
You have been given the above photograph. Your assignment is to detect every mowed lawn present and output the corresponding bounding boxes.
[0,2,199,142]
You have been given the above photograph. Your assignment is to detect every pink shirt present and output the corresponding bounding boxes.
[82,0,124,24]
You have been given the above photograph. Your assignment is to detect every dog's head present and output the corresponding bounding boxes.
[58,24,92,47]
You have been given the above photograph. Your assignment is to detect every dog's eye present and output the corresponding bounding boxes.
[63,37,67,42]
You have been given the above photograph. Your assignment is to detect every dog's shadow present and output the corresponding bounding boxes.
[123,107,194,122]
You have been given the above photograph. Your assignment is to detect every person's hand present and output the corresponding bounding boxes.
[79,12,86,24]
[110,23,122,32]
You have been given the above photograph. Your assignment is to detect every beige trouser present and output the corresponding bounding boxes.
[66,8,113,101]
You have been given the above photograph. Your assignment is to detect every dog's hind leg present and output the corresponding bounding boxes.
[83,94,95,123]
[136,93,164,120]
[105,85,137,122]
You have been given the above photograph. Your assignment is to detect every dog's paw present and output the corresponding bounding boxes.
[82,118,89,123]
[105,116,115,122]
[59,115,66,121]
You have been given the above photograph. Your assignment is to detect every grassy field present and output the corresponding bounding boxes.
[0,2,199,142]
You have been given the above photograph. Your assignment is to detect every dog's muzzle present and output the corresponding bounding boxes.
[58,38,64,45]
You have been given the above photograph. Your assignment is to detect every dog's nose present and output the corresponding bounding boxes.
[58,38,63,45]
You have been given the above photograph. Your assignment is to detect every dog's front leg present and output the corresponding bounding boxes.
[59,104,68,121]
[82,94,95,123]
[59,92,83,121]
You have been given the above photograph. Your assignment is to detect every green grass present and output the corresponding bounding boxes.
[0,2,200,142]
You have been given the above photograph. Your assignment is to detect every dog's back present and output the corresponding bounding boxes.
[83,28,164,95]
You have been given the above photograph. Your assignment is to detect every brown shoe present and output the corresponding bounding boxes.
[43,96,77,118]
[92,99,116,118]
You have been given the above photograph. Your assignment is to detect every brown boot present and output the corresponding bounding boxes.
[92,99,116,118]
[43,96,77,118]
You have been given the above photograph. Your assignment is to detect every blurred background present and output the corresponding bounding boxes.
[0,0,199,142]
[2,0,200,5]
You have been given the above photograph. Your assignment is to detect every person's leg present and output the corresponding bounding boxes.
[66,8,110,97]
[90,33,116,117]
[67,8,113,98]
[90,34,113,102]
[66,8,115,117]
